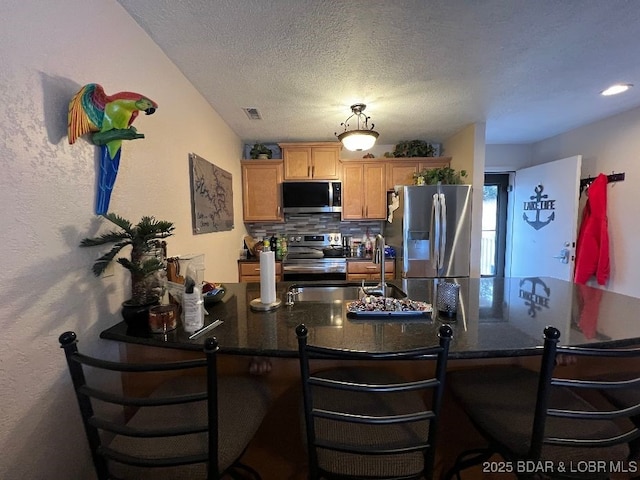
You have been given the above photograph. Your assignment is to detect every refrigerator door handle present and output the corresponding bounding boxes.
[439,193,447,270]
[431,193,440,271]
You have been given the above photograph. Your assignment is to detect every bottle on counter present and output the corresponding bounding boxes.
[365,229,373,256]
[270,234,277,252]
[275,237,282,260]
[263,236,270,251]
[182,265,204,333]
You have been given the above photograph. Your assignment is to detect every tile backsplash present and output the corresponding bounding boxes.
[245,213,383,242]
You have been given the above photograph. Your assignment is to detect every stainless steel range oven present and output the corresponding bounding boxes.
[282,233,347,281]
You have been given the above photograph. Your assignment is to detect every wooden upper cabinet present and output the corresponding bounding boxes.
[364,163,388,219]
[241,160,284,222]
[387,162,421,190]
[342,163,364,219]
[386,157,452,190]
[342,161,386,220]
[279,142,341,180]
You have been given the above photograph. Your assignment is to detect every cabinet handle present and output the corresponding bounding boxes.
[308,166,311,177]
[277,206,281,216]
[312,165,315,177]
[365,206,368,217]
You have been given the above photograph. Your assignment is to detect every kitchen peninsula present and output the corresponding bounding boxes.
[101,277,640,358]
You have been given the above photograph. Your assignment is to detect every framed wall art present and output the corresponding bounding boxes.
[188,153,234,234]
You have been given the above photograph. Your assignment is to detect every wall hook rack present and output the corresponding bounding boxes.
[579,172,625,197]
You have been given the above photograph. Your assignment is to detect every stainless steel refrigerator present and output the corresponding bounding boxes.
[385,184,472,278]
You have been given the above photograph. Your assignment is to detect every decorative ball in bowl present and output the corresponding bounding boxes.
[202,282,226,306]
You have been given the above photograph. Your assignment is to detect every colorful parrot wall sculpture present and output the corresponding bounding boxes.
[68,83,158,215]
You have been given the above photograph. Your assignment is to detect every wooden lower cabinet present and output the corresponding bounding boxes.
[347,260,395,281]
[238,261,282,283]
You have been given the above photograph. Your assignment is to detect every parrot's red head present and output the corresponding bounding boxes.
[135,97,157,116]
[110,91,158,115]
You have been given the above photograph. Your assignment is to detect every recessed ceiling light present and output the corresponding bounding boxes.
[601,84,633,96]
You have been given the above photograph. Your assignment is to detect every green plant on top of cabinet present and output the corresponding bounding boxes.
[249,143,273,159]
[241,160,284,222]
[413,165,467,185]
[341,161,386,220]
[386,157,451,190]
[279,142,341,180]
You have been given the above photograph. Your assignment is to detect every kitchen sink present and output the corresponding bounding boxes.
[287,282,407,303]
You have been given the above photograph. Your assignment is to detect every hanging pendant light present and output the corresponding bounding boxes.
[335,103,379,151]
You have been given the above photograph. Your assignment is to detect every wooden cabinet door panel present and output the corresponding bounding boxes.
[342,164,364,219]
[281,142,341,180]
[283,147,311,179]
[242,161,283,222]
[364,163,387,219]
[387,162,420,190]
[238,262,281,282]
[311,147,339,179]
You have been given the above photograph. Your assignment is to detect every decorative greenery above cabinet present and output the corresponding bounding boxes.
[385,156,451,190]
[279,142,341,180]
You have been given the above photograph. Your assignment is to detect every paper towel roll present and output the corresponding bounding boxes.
[260,251,276,304]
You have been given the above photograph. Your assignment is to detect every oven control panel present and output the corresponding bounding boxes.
[288,233,341,247]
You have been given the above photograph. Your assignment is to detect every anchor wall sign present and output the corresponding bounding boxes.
[519,277,551,318]
[523,184,556,230]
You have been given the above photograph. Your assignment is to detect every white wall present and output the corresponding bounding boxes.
[485,144,533,171]
[0,1,245,478]
[530,106,640,298]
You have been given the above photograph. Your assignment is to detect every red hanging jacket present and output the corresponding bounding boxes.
[574,174,609,285]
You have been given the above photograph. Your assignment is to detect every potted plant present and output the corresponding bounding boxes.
[393,140,437,158]
[80,213,175,323]
[249,143,273,159]
[413,166,468,185]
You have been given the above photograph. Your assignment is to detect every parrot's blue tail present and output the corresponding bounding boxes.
[95,145,121,215]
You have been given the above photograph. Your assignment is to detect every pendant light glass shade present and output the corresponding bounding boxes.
[336,104,379,151]
[338,130,379,151]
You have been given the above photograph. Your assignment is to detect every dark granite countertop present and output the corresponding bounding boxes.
[236,256,391,262]
[100,277,640,359]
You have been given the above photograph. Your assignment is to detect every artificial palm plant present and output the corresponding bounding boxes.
[80,213,175,306]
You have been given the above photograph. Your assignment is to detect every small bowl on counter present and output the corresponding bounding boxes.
[203,283,226,307]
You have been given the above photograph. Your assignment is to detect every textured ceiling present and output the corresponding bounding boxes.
[117,0,640,145]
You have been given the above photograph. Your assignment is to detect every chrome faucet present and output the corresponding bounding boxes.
[373,233,387,297]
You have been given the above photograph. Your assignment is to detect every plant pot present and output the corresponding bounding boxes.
[121,299,160,330]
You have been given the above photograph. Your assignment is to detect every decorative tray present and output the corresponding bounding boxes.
[346,296,433,318]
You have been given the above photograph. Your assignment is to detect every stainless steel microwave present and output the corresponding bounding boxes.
[282,181,342,214]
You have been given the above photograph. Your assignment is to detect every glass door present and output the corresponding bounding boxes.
[482,174,509,277]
